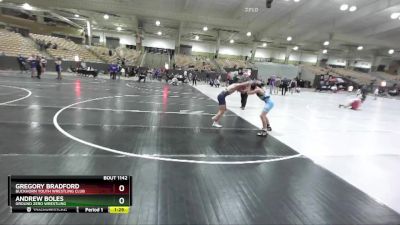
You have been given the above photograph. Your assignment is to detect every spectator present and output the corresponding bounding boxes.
[17,54,26,73]
[40,57,47,75]
[190,73,196,86]
[116,65,122,80]
[166,72,173,83]
[348,85,354,92]
[28,54,37,78]
[80,60,87,69]
[121,67,126,78]
[318,79,325,92]
[331,85,338,93]
[275,77,281,95]
[154,68,160,80]
[214,78,220,88]
[55,57,62,80]
[193,73,199,86]
[209,78,214,87]
[289,79,297,94]
[281,78,289,96]
[356,88,362,96]
[35,56,42,79]
[176,73,184,83]
[233,71,240,83]
[109,63,119,80]
[138,71,146,83]
[38,40,45,51]
[269,76,276,94]
[121,58,126,68]
[170,75,178,85]
[134,67,139,76]
[361,85,368,102]
[388,84,398,96]
[188,72,192,82]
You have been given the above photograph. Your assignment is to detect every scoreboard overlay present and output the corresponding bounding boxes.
[8,175,132,214]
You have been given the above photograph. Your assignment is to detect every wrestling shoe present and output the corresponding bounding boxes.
[212,122,222,128]
[257,129,268,137]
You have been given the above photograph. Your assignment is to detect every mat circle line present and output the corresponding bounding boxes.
[0,85,32,105]
[53,95,302,165]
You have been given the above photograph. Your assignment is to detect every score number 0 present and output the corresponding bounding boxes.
[118,185,125,205]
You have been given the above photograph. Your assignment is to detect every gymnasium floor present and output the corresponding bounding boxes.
[0,71,399,225]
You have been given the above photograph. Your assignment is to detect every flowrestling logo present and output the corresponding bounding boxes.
[244,7,260,13]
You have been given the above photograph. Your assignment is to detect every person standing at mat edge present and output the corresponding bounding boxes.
[109,63,119,80]
[212,81,251,128]
[17,54,26,73]
[281,78,289,96]
[247,81,274,136]
[35,55,42,79]
[28,54,36,78]
[55,57,62,80]
[192,73,197,86]
[40,56,47,76]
